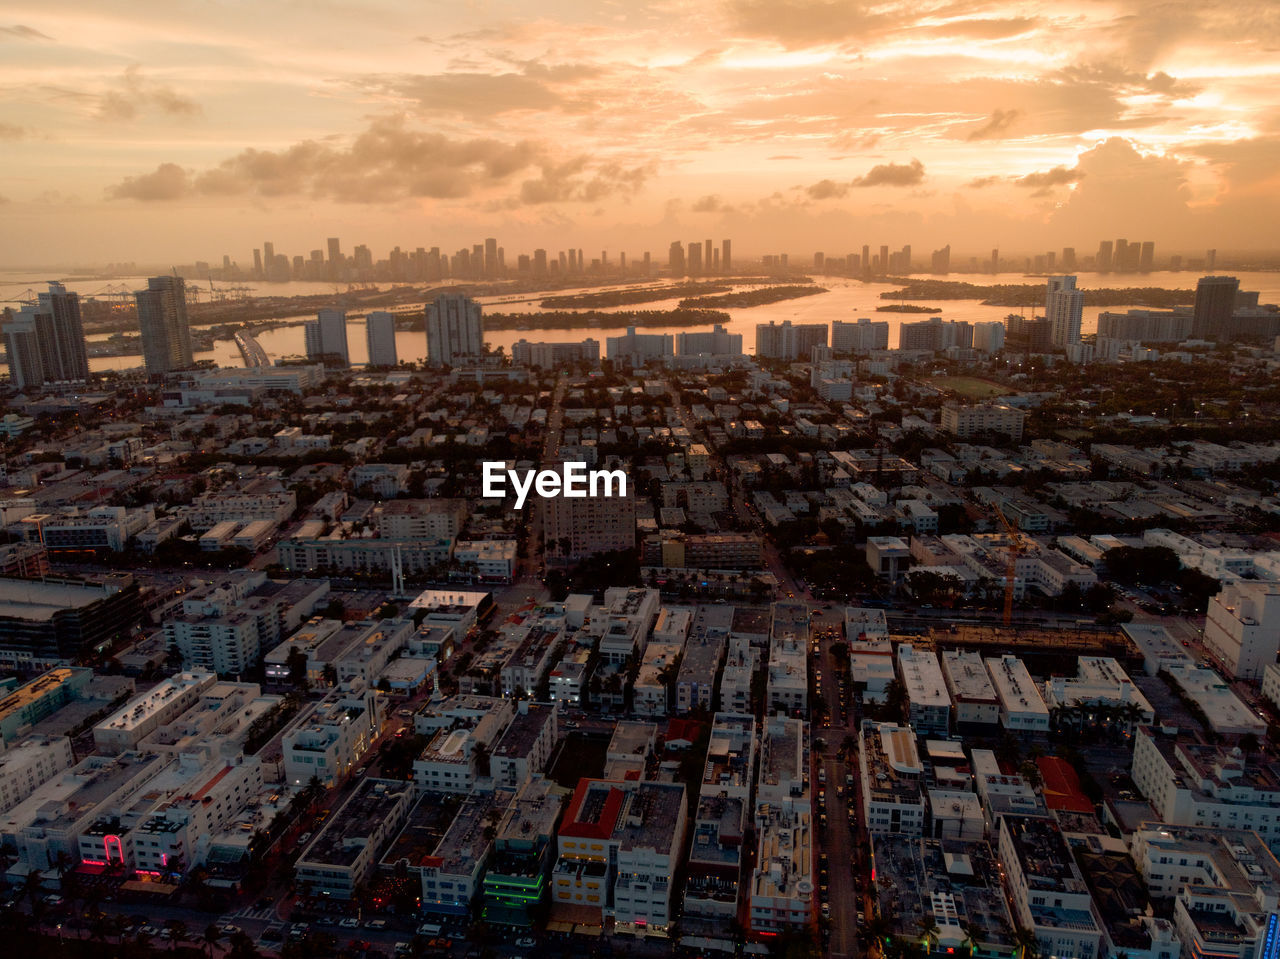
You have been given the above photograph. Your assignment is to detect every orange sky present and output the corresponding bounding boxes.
[2,0,1279,267]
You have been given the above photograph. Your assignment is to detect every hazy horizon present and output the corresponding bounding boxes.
[3,1,1280,267]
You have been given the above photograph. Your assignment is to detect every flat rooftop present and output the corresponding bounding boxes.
[299,778,411,868]
[0,667,88,725]
[493,704,555,761]
[0,577,114,619]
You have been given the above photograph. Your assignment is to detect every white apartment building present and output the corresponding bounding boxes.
[0,735,74,814]
[859,721,925,836]
[93,672,218,753]
[283,683,384,787]
[1130,825,1275,959]
[985,654,1050,732]
[897,644,951,735]
[1132,727,1280,850]
[1042,656,1155,729]
[489,702,558,791]
[453,540,517,582]
[748,797,814,933]
[634,642,684,718]
[998,815,1101,959]
[296,779,413,899]
[1204,582,1280,681]
[941,649,1001,728]
[940,403,1026,440]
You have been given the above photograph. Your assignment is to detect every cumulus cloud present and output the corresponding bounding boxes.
[806,179,849,200]
[966,175,1002,189]
[1014,165,1084,196]
[0,24,51,40]
[853,158,924,187]
[107,114,648,207]
[108,162,191,201]
[966,109,1020,141]
[517,158,654,205]
[691,194,731,212]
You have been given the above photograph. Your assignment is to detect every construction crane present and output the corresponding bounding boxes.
[995,504,1029,626]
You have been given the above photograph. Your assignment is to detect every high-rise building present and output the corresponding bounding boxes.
[688,240,703,274]
[1046,275,1084,349]
[898,318,973,351]
[252,249,263,277]
[1062,247,1077,271]
[304,308,350,366]
[135,276,194,377]
[1096,240,1113,272]
[878,245,889,274]
[930,245,951,274]
[543,477,636,562]
[533,249,548,277]
[365,311,397,367]
[425,293,483,367]
[1114,239,1129,272]
[755,321,827,360]
[722,239,731,273]
[484,238,499,277]
[704,240,713,274]
[3,312,43,391]
[831,318,889,352]
[1192,275,1240,338]
[3,282,91,390]
[990,248,999,272]
[1139,241,1155,272]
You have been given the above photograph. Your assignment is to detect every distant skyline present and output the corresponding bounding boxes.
[2,1,1280,267]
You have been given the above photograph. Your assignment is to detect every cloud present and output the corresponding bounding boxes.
[107,114,647,207]
[806,179,849,200]
[723,0,899,48]
[108,162,191,201]
[0,122,27,139]
[853,158,924,187]
[0,195,10,205]
[101,65,201,120]
[918,17,1039,40]
[691,194,732,212]
[966,175,1002,189]
[0,24,52,40]
[517,158,654,206]
[1014,165,1084,194]
[350,70,599,117]
[966,109,1020,141]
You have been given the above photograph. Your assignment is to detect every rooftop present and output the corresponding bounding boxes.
[299,777,411,868]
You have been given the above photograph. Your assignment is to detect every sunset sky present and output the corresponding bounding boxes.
[2,0,1279,267]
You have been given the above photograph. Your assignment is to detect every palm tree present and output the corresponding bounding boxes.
[166,918,189,951]
[918,916,941,951]
[201,923,223,957]
[1013,927,1040,959]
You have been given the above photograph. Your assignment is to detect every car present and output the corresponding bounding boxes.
[340,917,361,929]
[298,831,312,845]
[516,937,538,948]
[821,902,831,919]
[365,919,387,930]
[261,926,285,942]
[394,944,412,957]
[219,925,241,937]
[428,938,454,949]
[43,894,65,907]
[348,940,371,952]
[140,925,161,937]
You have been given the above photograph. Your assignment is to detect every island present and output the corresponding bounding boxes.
[878,277,1196,308]
[678,285,828,309]
[876,304,943,314]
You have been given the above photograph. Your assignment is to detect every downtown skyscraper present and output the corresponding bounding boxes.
[135,276,194,377]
